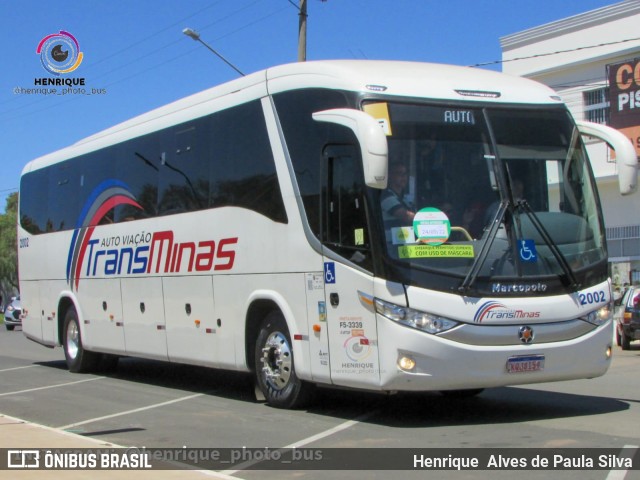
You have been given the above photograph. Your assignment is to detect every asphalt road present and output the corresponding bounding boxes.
[0,324,638,480]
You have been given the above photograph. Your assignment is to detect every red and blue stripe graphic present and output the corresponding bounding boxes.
[66,180,142,291]
[473,301,507,323]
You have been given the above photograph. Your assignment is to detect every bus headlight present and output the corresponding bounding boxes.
[374,298,459,334]
[581,303,613,326]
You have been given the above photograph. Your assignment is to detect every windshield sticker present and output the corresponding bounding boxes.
[391,226,415,245]
[363,102,392,136]
[398,244,474,259]
[318,301,327,322]
[413,208,450,245]
[354,228,365,246]
[518,239,538,263]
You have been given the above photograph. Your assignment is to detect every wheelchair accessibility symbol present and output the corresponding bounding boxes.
[519,239,537,263]
[324,262,336,284]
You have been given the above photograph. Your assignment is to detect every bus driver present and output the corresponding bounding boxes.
[381,161,415,226]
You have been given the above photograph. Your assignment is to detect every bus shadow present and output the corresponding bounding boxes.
[307,386,630,428]
[35,359,69,370]
[36,357,256,404]
[35,358,630,428]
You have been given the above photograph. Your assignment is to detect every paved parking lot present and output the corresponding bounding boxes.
[0,326,638,479]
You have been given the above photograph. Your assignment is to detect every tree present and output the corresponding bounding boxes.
[0,193,19,305]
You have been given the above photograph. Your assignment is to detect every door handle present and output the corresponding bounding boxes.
[330,293,339,306]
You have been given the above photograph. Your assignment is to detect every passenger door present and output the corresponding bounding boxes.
[320,145,380,388]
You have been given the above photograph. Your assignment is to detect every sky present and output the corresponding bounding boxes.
[0,0,625,212]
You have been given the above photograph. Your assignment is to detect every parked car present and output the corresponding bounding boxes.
[4,296,22,331]
[614,286,639,350]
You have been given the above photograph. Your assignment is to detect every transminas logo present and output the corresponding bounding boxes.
[66,179,238,291]
[473,301,541,323]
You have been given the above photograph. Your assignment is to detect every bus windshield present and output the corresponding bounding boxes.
[369,101,606,289]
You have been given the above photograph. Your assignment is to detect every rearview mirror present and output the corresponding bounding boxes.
[576,120,638,195]
[313,108,388,189]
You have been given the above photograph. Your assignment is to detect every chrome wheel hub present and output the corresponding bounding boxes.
[260,331,292,390]
[66,321,79,360]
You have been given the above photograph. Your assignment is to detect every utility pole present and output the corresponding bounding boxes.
[298,0,307,62]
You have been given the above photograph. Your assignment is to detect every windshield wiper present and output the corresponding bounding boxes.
[517,200,580,289]
[458,200,508,294]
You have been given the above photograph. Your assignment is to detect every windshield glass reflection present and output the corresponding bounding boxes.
[367,101,606,285]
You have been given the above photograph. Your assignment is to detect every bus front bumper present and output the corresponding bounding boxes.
[376,316,613,392]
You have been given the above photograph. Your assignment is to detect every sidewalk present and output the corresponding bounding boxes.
[0,414,232,479]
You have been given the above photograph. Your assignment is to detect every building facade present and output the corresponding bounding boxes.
[500,0,640,287]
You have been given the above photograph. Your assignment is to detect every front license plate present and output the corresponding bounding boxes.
[506,355,545,373]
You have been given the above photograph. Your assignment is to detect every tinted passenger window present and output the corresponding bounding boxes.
[117,135,160,221]
[80,149,117,224]
[209,101,286,223]
[19,170,48,234]
[158,124,206,216]
[20,99,287,233]
[49,162,80,231]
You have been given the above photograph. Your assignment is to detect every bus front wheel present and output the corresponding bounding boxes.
[254,311,313,409]
[63,306,99,373]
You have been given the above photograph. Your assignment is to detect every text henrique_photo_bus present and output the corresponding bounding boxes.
[18,61,638,408]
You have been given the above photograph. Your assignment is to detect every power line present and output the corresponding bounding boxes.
[186,0,263,38]
[471,36,640,67]
[71,0,265,84]
[0,1,289,123]
[0,0,228,110]
[286,0,300,10]
[82,0,229,71]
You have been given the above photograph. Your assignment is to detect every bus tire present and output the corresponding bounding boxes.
[63,306,99,373]
[254,311,313,409]
[620,332,631,351]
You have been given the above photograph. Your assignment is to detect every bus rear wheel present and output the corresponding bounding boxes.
[63,306,99,373]
[254,311,312,409]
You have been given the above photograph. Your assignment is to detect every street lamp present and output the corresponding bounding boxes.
[182,28,245,77]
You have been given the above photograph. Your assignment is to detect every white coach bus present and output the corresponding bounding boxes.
[18,60,638,408]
